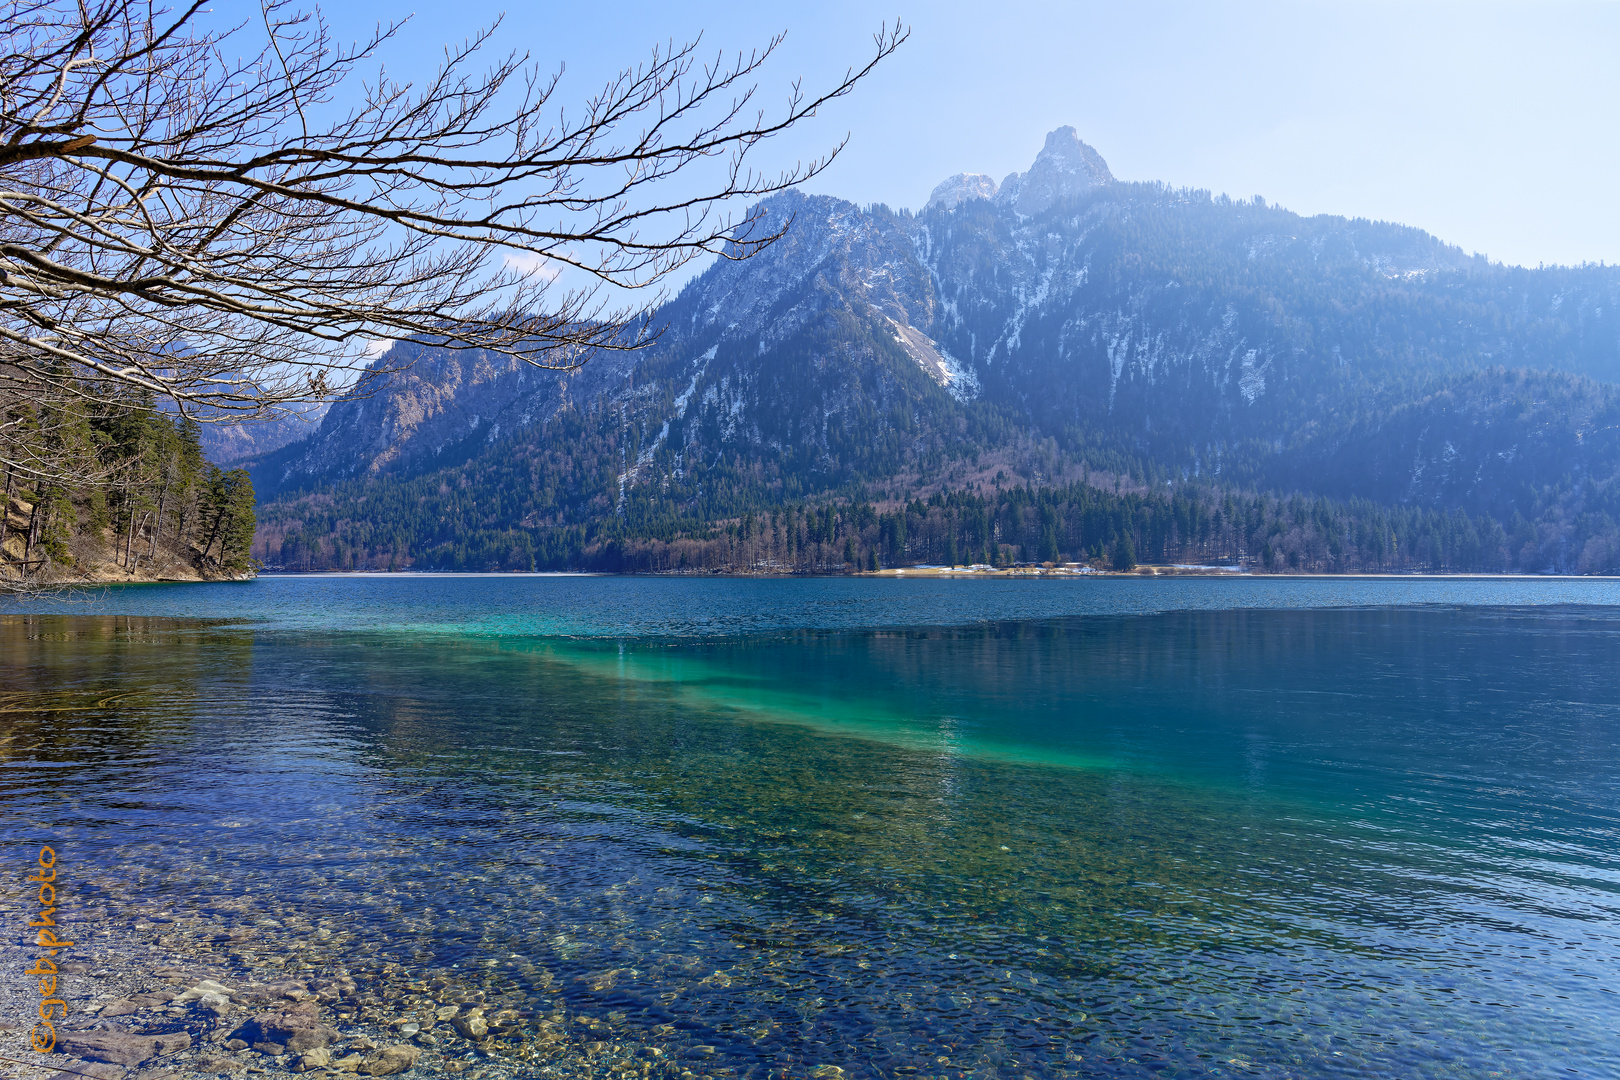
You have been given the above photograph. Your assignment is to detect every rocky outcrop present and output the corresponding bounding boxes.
[994,126,1114,215]
[199,408,326,466]
[925,172,998,211]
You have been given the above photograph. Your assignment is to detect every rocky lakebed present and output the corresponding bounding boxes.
[1,886,726,1080]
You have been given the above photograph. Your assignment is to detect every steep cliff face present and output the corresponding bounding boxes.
[993,126,1114,215]
[199,409,325,466]
[633,192,964,485]
[254,128,1620,531]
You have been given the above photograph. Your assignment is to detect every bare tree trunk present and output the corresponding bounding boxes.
[24,496,38,562]
[1,467,13,557]
[201,509,226,567]
[150,476,170,561]
[115,484,127,567]
[123,495,137,569]
[130,511,153,575]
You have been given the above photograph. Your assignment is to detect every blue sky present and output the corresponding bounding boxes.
[315,1,1619,270]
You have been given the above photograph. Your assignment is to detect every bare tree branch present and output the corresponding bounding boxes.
[0,0,906,442]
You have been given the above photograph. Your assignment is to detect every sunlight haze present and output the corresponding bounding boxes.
[326,0,1620,269]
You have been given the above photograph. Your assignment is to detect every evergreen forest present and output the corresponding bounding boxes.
[2,393,258,586]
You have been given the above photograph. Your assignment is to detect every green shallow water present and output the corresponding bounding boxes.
[2,577,1619,1078]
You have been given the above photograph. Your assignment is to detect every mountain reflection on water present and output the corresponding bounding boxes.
[2,577,1618,1079]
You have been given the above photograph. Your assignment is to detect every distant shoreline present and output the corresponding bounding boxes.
[248,567,1620,581]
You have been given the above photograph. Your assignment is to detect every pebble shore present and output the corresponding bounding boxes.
[1,893,731,1080]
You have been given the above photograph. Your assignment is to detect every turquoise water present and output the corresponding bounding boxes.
[3,576,1620,1077]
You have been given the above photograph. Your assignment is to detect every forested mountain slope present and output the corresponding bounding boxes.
[252,128,1620,573]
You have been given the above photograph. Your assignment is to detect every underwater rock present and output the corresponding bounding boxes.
[231,1001,339,1052]
[56,1029,191,1066]
[360,1044,423,1075]
[195,1053,246,1073]
[288,1024,341,1051]
[43,1064,124,1080]
[174,979,237,1002]
[99,990,177,1017]
[291,1046,331,1072]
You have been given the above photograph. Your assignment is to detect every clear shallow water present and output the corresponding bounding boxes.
[3,577,1620,1078]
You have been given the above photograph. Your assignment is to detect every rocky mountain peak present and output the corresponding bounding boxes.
[995,126,1114,216]
[925,173,999,212]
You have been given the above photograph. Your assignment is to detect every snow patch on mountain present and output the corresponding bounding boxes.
[885,316,980,401]
[675,345,716,416]
[1238,349,1269,403]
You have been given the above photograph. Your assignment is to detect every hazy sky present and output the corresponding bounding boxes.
[321,1,1620,270]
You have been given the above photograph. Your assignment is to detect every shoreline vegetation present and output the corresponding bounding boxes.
[259,473,1594,577]
[1,397,258,591]
[247,565,1594,580]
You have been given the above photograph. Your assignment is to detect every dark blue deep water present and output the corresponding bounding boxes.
[3,576,1619,1078]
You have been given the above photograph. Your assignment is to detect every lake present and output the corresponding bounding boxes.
[2,575,1618,1079]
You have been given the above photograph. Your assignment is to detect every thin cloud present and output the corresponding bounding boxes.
[503,251,564,282]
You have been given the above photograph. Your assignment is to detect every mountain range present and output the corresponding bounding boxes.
[242,128,1620,574]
